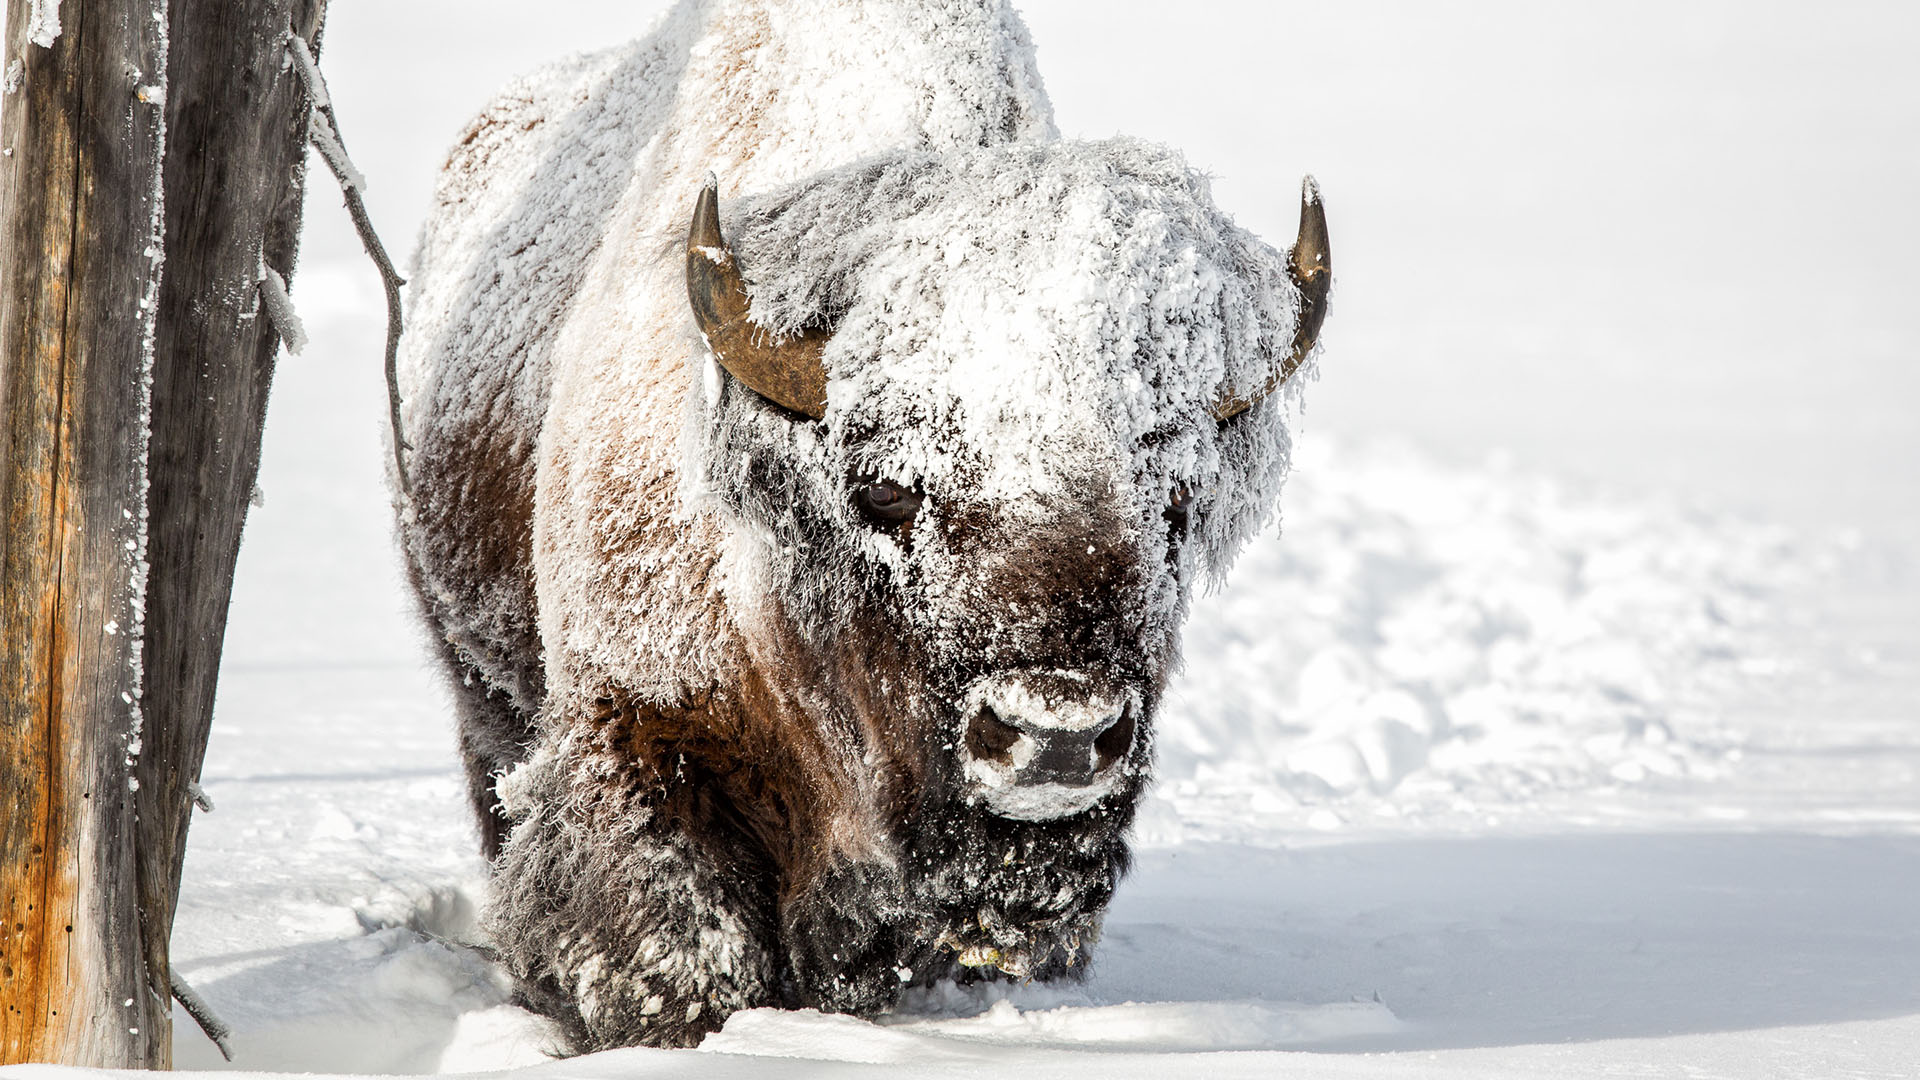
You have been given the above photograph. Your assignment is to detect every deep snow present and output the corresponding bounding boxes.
[2,1,1917,1077]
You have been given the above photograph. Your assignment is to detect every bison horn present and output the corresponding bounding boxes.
[1211,176,1332,422]
[686,178,831,418]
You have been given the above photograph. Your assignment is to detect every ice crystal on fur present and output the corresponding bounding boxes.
[396,0,1317,1052]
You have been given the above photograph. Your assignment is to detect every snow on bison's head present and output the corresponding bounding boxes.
[686,140,1327,834]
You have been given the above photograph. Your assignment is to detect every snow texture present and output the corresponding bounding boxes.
[284,33,329,110]
[26,0,60,48]
[399,0,1070,708]
[307,109,365,193]
[718,140,1301,571]
[138,421,1919,1078]
[1159,444,1826,828]
[288,32,363,198]
[257,265,306,356]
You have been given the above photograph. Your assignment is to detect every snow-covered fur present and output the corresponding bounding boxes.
[396,0,1313,1051]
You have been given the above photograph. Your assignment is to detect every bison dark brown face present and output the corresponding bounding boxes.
[687,144,1326,830]
[750,442,1174,825]
[844,473,1143,816]
[902,471,1167,821]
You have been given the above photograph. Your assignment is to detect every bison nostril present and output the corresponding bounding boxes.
[1093,705,1136,771]
[966,705,1022,766]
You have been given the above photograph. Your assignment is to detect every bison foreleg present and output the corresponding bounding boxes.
[779,857,914,1016]
[487,741,779,1051]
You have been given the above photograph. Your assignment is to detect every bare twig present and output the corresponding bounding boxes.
[287,28,411,497]
[169,970,234,1061]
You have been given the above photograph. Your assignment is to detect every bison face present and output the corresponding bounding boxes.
[850,448,1170,824]
[691,141,1320,829]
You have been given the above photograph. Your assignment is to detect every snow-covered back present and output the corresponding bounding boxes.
[398,0,1307,712]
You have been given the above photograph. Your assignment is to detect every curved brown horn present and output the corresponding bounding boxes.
[1211,176,1331,422]
[686,178,830,418]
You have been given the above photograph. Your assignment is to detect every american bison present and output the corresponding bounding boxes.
[395,0,1328,1051]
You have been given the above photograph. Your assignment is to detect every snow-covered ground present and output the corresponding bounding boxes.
[6,1,1918,1077]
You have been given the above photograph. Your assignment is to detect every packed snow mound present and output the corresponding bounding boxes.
[712,996,1402,1059]
[1154,438,1820,834]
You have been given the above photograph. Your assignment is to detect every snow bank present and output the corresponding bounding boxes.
[1153,439,1820,836]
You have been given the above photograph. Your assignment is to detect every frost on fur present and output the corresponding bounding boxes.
[395,0,1320,1052]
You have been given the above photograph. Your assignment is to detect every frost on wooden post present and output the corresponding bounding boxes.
[27,0,63,48]
[258,263,307,355]
[123,0,172,786]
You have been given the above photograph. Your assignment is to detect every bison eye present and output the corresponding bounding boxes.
[1164,486,1193,540]
[855,479,922,527]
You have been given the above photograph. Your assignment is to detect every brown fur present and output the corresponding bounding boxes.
[394,2,1299,1050]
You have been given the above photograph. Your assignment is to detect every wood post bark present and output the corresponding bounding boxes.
[1,0,328,1066]
[0,0,173,1065]
[133,2,327,1066]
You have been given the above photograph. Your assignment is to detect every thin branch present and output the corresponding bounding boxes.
[287,28,411,497]
[306,108,365,193]
[283,32,330,109]
[169,970,234,1062]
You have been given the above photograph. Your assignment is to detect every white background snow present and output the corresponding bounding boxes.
[4,1,1918,1077]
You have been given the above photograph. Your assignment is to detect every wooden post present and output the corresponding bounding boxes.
[133,1,327,1065]
[1,0,174,1065]
[1,0,327,1066]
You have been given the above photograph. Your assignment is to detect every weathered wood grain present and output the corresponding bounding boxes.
[1,0,172,1066]
[134,3,328,1063]
[2,0,329,1066]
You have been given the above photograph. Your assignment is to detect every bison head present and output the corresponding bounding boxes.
[682,140,1325,975]
[688,141,1327,822]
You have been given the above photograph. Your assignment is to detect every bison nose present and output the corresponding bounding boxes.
[966,700,1136,787]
